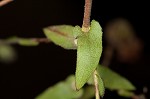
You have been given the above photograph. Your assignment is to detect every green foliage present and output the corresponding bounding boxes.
[1,0,138,99]
[18,38,39,46]
[0,21,136,98]
[0,36,39,46]
[97,65,136,97]
[7,36,39,46]
[0,37,39,63]
[98,65,136,91]
[87,65,136,98]
[96,72,105,97]
[0,45,16,63]
[36,75,83,99]
[118,90,135,98]
[44,25,77,49]
[87,70,105,97]
[36,64,136,99]
[75,20,103,90]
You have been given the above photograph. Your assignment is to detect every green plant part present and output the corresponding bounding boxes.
[75,20,103,90]
[0,0,140,99]
[36,64,137,99]
[97,65,136,97]
[44,25,78,49]
[95,71,105,97]
[79,86,95,99]
[36,75,83,99]
[1,36,39,46]
[88,65,136,98]
[118,90,135,98]
[98,65,136,90]
[18,38,39,46]
[87,70,105,97]
[0,45,16,63]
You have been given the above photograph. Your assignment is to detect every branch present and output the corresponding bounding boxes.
[0,0,13,7]
[82,0,93,32]
[31,38,50,43]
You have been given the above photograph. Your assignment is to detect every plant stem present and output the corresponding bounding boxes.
[94,70,100,99]
[82,0,93,32]
[82,0,99,98]
[32,38,50,43]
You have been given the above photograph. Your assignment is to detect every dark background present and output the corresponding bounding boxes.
[0,0,149,99]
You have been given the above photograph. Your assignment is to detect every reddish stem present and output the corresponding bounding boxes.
[82,0,93,32]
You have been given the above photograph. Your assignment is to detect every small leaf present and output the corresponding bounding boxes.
[44,25,78,49]
[36,75,83,99]
[6,36,39,46]
[97,65,136,91]
[75,20,103,90]
[0,45,16,63]
[96,73,105,97]
[18,38,39,46]
[87,70,105,97]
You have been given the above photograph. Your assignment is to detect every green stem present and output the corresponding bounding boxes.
[94,70,100,99]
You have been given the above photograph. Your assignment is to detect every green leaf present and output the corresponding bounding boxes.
[18,38,39,46]
[96,73,105,97]
[6,36,39,46]
[44,25,78,49]
[97,65,136,91]
[118,90,135,97]
[36,75,83,99]
[75,20,103,90]
[0,45,16,63]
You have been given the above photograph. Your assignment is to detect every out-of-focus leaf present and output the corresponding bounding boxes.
[75,20,103,90]
[0,45,16,63]
[36,75,83,99]
[18,38,39,46]
[97,65,136,91]
[79,86,95,99]
[118,90,134,97]
[5,36,39,46]
[44,25,78,49]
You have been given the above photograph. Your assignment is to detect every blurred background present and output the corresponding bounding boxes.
[0,0,149,99]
